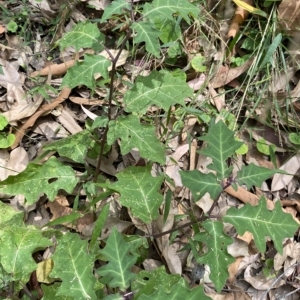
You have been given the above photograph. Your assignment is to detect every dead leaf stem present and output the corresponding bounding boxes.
[11,87,71,149]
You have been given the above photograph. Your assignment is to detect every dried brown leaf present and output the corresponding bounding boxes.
[11,87,71,148]
[211,58,253,88]
[274,242,300,273]
[57,107,83,134]
[271,155,300,192]
[0,58,26,106]
[244,263,285,290]
[31,60,75,77]
[69,96,106,106]
[227,0,253,39]
[278,0,300,32]
[208,85,225,111]
[0,147,29,181]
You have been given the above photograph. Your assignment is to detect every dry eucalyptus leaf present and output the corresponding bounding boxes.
[1,96,43,123]
[28,0,55,15]
[165,144,189,187]
[143,259,164,272]
[244,263,285,290]
[208,85,225,111]
[270,67,295,92]
[101,216,132,239]
[227,0,252,39]
[187,73,206,91]
[227,237,249,257]
[278,0,300,32]
[274,242,300,272]
[211,58,254,88]
[81,105,99,120]
[196,193,214,213]
[0,58,26,106]
[181,117,197,142]
[33,118,69,140]
[69,96,106,106]
[56,108,83,134]
[271,155,300,191]
[26,206,51,228]
[87,0,111,10]
[153,215,182,275]
[0,147,29,181]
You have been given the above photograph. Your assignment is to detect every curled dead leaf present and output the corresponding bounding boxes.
[278,0,300,33]
[211,58,254,88]
[11,87,71,149]
[228,0,253,38]
[271,155,300,192]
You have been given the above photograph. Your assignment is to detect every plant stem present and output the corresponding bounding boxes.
[143,180,233,239]
[94,27,132,182]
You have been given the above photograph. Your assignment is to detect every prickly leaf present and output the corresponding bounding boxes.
[51,233,97,300]
[109,165,164,223]
[224,197,299,253]
[97,228,137,290]
[108,114,165,164]
[0,157,77,204]
[193,220,234,293]
[124,71,193,114]
[0,225,52,281]
[200,121,243,179]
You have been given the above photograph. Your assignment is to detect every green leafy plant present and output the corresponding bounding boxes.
[181,120,297,292]
[289,132,300,145]
[6,20,18,33]
[0,0,33,38]
[256,138,276,155]
[0,0,298,299]
[190,54,207,72]
[0,115,15,148]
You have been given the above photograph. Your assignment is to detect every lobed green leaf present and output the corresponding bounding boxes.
[107,114,165,164]
[143,0,199,24]
[42,283,73,300]
[109,165,164,223]
[223,197,299,253]
[180,170,222,201]
[57,21,104,52]
[124,70,192,114]
[62,54,111,89]
[138,278,210,300]
[199,121,243,179]
[152,16,182,44]
[132,266,181,297]
[0,157,78,204]
[0,226,52,281]
[0,201,23,227]
[131,22,161,58]
[237,163,287,189]
[51,233,97,299]
[193,220,235,293]
[43,130,95,163]
[101,0,130,22]
[97,227,137,290]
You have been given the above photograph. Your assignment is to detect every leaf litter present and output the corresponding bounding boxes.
[1,0,300,299]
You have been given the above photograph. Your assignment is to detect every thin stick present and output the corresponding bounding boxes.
[94,14,133,181]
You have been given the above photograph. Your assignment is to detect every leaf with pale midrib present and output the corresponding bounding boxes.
[224,197,299,254]
[124,71,193,114]
[97,227,137,290]
[109,165,164,223]
[51,233,97,300]
[108,114,165,164]
[0,157,77,204]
